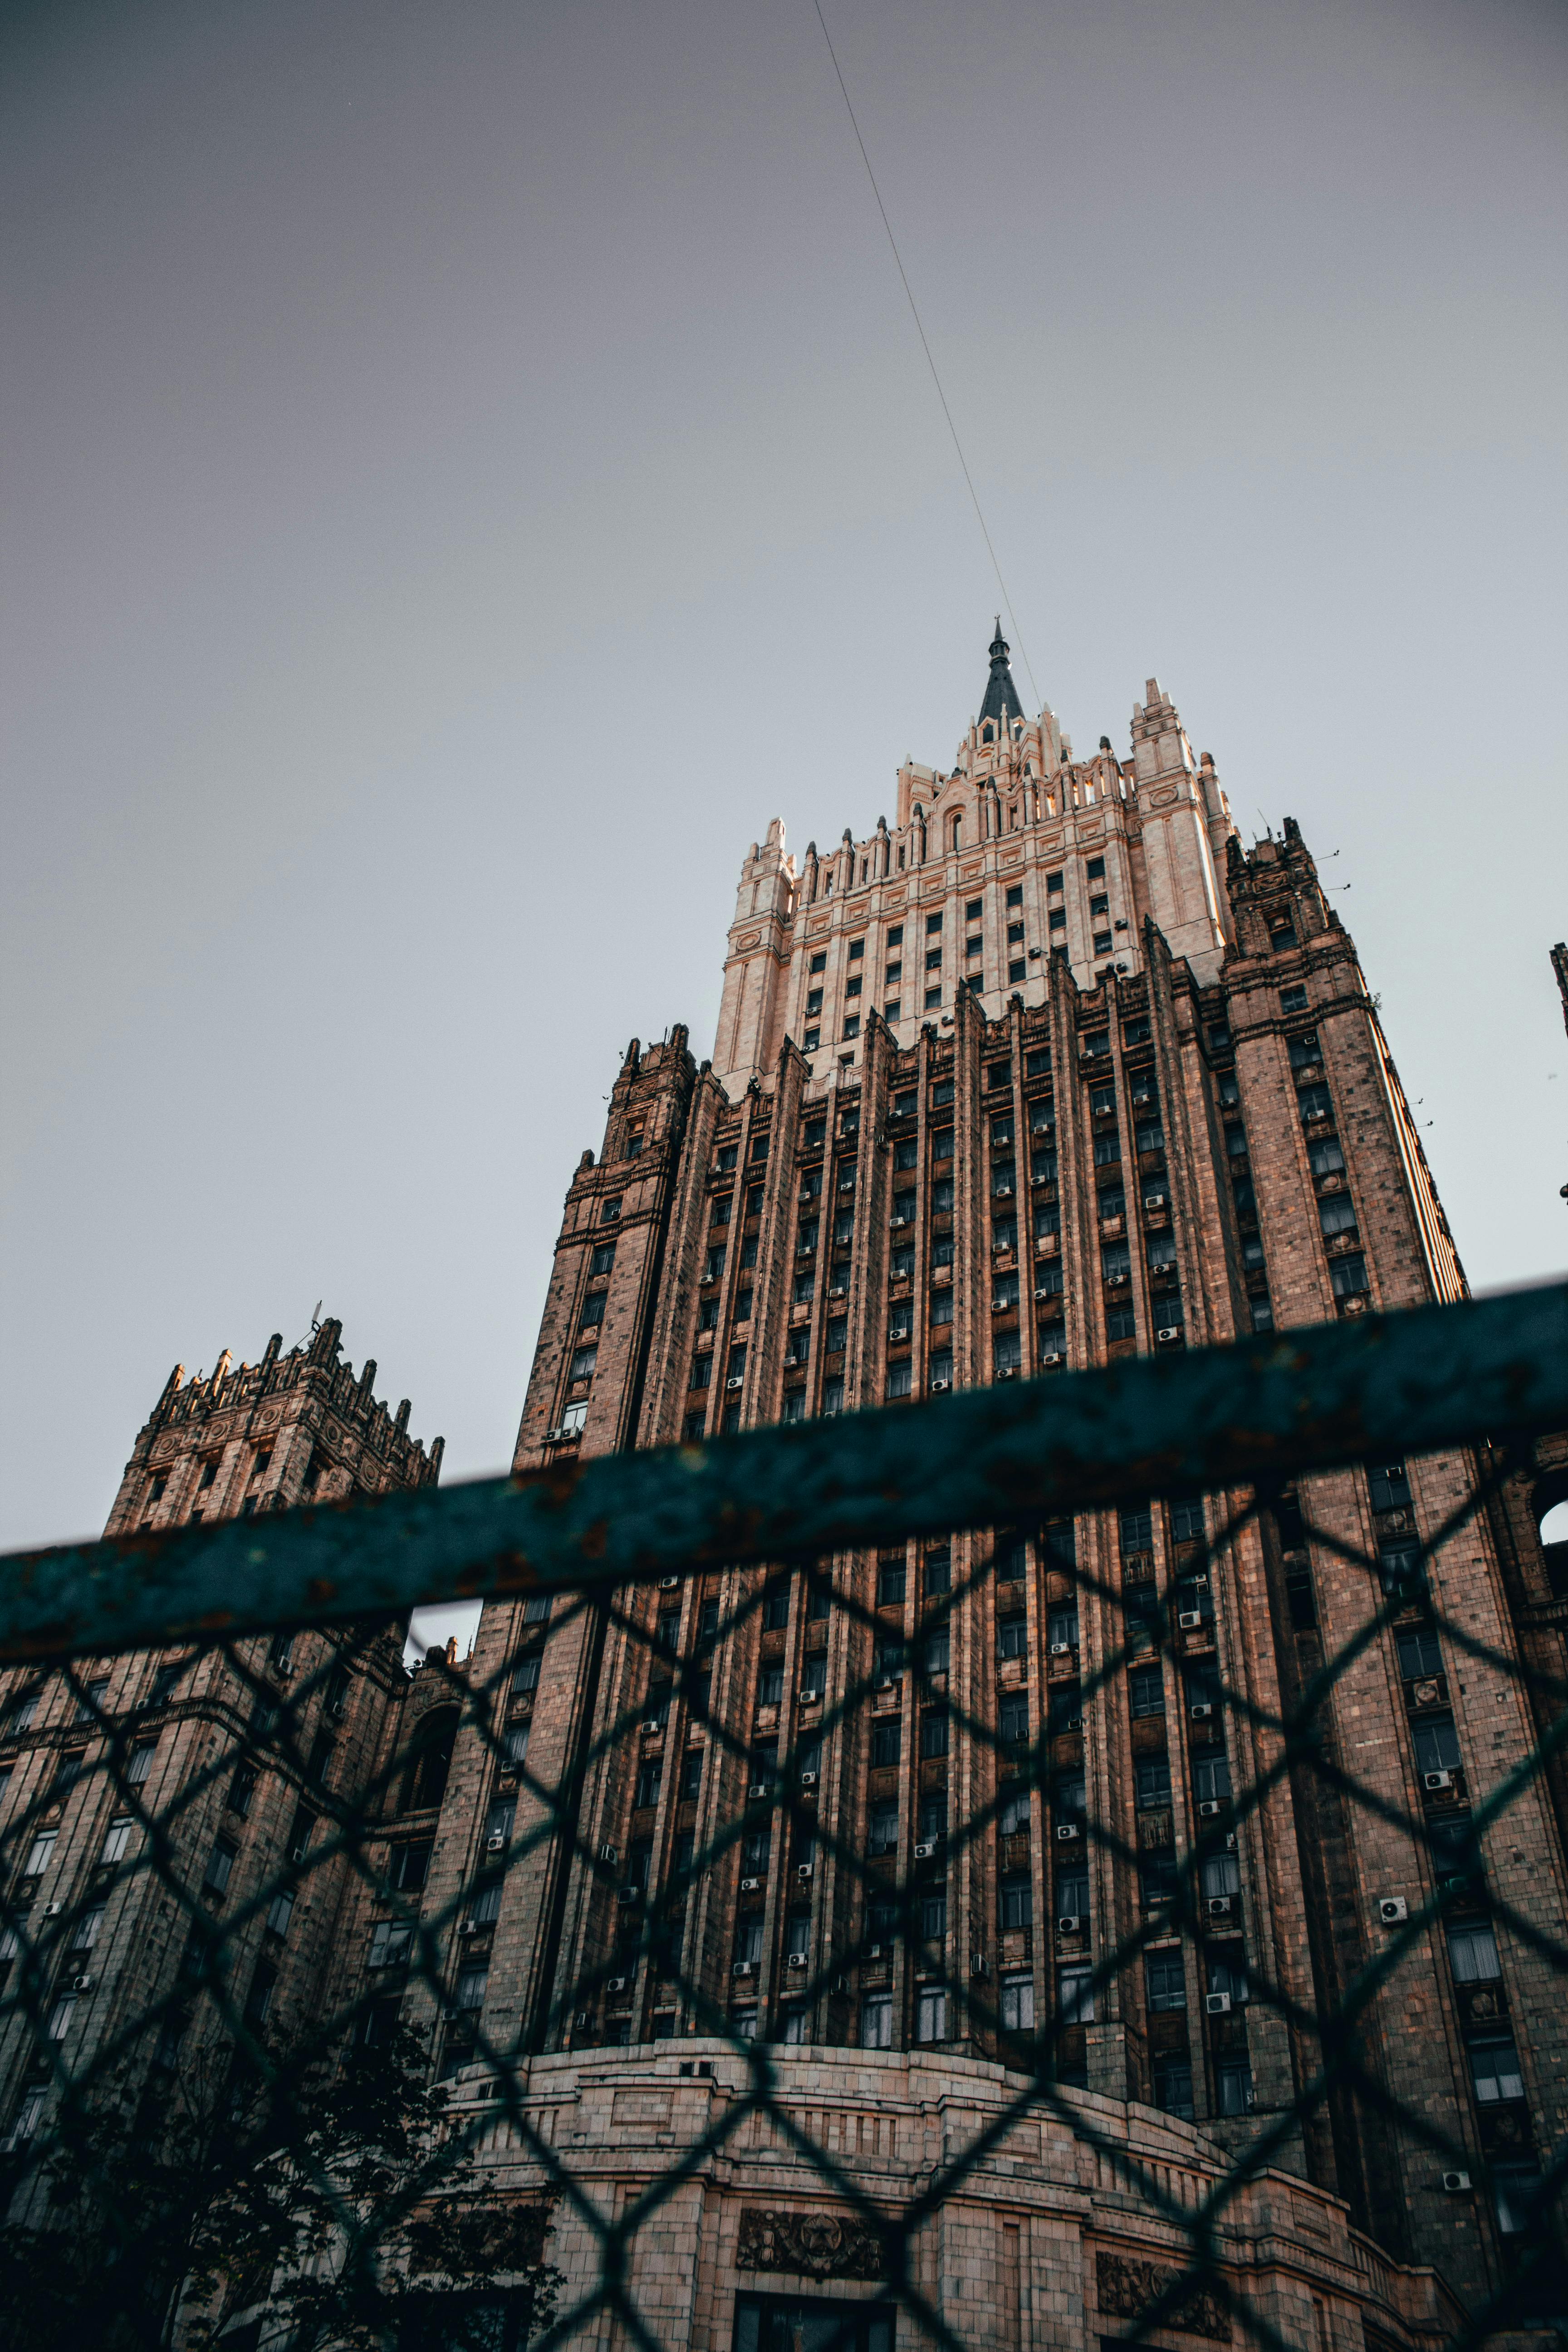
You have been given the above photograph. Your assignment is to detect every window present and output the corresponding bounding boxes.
[1155,2063,1194,2119]
[205,1836,239,1896]
[998,1615,1027,1660]
[924,1546,951,1595]
[1368,1462,1412,1512]
[1397,1626,1442,1679]
[1000,1692,1029,1747]
[1469,2032,1524,2105]
[388,1840,431,1893]
[1216,2060,1254,2115]
[999,1786,1030,1836]
[1319,1193,1358,1238]
[1280,985,1308,1013]
[1000,1875,1032,1930]
[861,1995,894,2048]
[127,1740,157,1787]
[877,1558,906,1606]
[1129,1666,1164,1718]
[1195,1755,1232,1806]
[929,1347,952,1387]
[1047,1604,1078,1650]
[18,1825,59,1881]
[591,1241,617,1276]
[601,1196,622,1224]
[1200,1851,1241,1901]
[868,1802,898,1854]
[1308,1136,1345,1177]
[265,1887,296,1939]
[1297,1083,1333,1122]
[47,1993,78,2043]
[1136,1759,1172,1810]
[635,1759,662,1808]
[916,1987,947,2043]
[1146,1950,1187,2011]
[569,1343,598,1381]
[1120,1504,1153,1554]
[921,1710,949,1758]
[1414,1717,1461,1775]
[994,1331,1022,1376]
[229,1763,258,1817]
[579,1289,607,1330]
[1059,1966,1094,2023]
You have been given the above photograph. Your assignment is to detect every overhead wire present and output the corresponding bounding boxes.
[809,0,1041,710]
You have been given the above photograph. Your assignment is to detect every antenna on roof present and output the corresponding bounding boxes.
[310,1300,323,1333]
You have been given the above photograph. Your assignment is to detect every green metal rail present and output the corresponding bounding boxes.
[2,1282,1564,1666]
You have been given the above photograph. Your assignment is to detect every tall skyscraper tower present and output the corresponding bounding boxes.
[0,1322,441,2161]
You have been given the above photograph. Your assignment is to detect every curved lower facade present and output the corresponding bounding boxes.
[449,2043,1465,2352]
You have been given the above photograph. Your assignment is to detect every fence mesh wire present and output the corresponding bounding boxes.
[0,1421,1565,2352]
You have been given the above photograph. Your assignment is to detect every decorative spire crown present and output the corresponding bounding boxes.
[978,617,1025,730]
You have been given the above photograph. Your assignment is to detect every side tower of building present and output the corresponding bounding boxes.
[358,637,1567,2340]
[0,1321,441,2166]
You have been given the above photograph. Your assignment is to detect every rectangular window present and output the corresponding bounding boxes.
[861,1996,894,2049]
[1469,2033,1524,2104]
[868,1802,898,1854]
[591,1242,617,1275]
[916,1987,947,2043]
[1059,1966,1094,2023]
[24,1829,59,1877]
[921,1710,949,1758]
[204,1836,238,1896]
[924,1546,951,1595]
[998,1616,1027,1660]
[569,1344,598,1381]
[1146,1950,1187,2011]
[1000,1875,1032,1929]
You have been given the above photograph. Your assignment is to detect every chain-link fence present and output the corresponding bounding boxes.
[1,1283,1567,2352]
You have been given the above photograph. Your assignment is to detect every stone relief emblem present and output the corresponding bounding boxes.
[1096,2250,1231,2341]
[737,2206,886,2282]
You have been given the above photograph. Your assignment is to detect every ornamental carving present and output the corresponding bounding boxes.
[1096,2250,1230,2342]
[737,2206,886,2282]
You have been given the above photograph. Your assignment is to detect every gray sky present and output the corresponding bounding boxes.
[4,0,1566,1554]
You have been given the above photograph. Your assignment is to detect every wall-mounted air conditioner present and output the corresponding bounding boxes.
[1379,1897,1408,1925]
[732,1960,755,1979]
[1205,1992,1231,2015]
[1055,1823,1081,1843]
[1057,1915,1082,1934]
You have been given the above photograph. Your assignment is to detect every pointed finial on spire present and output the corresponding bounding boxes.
[979,620,1024,730]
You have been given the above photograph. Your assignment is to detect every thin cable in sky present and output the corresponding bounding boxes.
[810,0,1041,710]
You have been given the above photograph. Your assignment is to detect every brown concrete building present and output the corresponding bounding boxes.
[333,631,1567,2348]
[0,1318,441,2159]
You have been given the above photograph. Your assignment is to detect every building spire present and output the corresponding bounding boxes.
[979,617,1025,729]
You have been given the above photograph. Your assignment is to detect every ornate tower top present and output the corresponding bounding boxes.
[978,617,1025,731]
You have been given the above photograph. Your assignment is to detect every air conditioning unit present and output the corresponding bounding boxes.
[44,1903,63,1918]
[799,1688,820,1705]
[1055,1823,1081,1843]
[913,1841,936,1860]
[991,1298,1009,1313]
[1343,1295,1367,1317]
[970,1952,989,1977]
[998,1366,1019,1381]
[70,1974,93,1994]
[1057,1914,1082,1934]
[461,1921,479,1937]
[486,1833,507,1851]
[799,1243,814,1257]
[642,1718,663,1735]
[1034,1287,1055,1302]
[1190,1701,1213,1720]
[598,1843,618,1865]
[733,1960,755,1979]
[1177,1611,1204,1630]
[1424,1770,1454,1791]
[996,1184,1014,1199]
[658,1576,680,1590]
[1379,1897,1408,1925]
[725,1376,743,1391]
[740,1876,761,1892]
[829,1284,847,1299]
[1049,1641,1073,1657]
[607,1976,628,1995]
[1157,1327,1183,1345]
[1147,1193,1167,1209]
[1442,2171,1473,2194]
[796,1862,814,1881]
[800,1770,819,1788]
[1206,1896,1233,1917]
[1224,1832,1237,1851]
[876,1676,897,1692]
[891,1217,909,1230]
[931,1378,950,1392]
[1063,1714,1083,1730]
[788,1950,808,1968]
[1205,1992,1232,2015]
[618,1886,641,1905]
[749,1783,771,1801]
[1031,1172,1049,1187]
[1042,1352,1064,1367]
[1198,1800,1221,1818]
[866,1942,884,1960]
